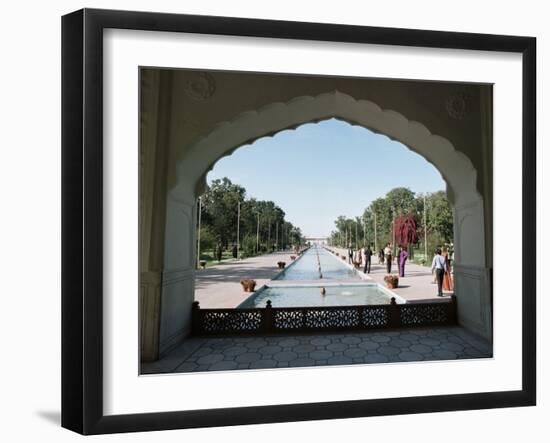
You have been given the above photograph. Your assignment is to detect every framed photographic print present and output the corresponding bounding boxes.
[61,8,536,435]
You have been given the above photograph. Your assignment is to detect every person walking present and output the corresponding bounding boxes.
[384,243,392,273]
[398,246,409,277]
[442,247,453,291]
[431,248,447,297]
[379,248,384,264]
[363,244,373,274]
[348,245,353,264]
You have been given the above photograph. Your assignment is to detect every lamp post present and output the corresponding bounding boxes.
[268,218,271,252]
[256,212,260,254]
[237,200,241,259]
[423,194,428,262]
[196,196,202,269]
[373,211,378,252]
[345,227,348,248]
[392,209,396,256]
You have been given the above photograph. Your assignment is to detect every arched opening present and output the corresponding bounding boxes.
[143,88,491,362]
[194,118,451,307]
[175,91,479,207]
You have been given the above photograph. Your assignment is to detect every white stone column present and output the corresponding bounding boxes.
[158,192,197,356]
[453,198,492,340]
[139,69,172,361]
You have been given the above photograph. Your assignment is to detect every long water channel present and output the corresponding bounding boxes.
[239,245,394,308]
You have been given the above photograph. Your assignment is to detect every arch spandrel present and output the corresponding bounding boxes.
[172,91,480,208]
[158,89,490,344]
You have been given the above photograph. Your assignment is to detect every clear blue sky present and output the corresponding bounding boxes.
[207,119,445,238]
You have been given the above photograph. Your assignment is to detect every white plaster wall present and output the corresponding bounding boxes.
[453,198,491,338]
[158,194,196,354]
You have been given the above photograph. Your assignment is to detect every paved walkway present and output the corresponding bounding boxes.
[329,246,453,302]
[196,246,452,308]
[141,326,491,374]
[144,247,485,375]
[195,251,293,308]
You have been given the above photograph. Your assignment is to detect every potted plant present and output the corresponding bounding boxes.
[277,261,286,269]
[240,279,257,292]
[290,255,296,260]
[384,274,399,289]
[199,260,207,269]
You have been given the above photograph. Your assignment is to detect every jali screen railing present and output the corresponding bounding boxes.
[191,296,457,336]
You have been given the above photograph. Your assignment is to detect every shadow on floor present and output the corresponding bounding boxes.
[36,410,60,426]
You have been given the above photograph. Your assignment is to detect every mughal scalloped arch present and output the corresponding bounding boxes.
[174,91,480,207]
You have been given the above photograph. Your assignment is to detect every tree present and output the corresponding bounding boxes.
[394,214,418,247]
[201,178,245,248]
[426,191,453,243]
[386,187,417,217]
[241,234,257,258]
[216,243,223,262]
[331,186,453,254]
[198,226,216,256]
[197,177,304,259]
[333,215,358,247]
[364,196,393,247]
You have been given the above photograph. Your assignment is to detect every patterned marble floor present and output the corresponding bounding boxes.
[141,326,492,374]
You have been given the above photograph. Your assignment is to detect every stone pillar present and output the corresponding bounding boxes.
[451,88,493,342]
[158,193,197,355]
[140,271,161,361]
[453,198,492,341]
[139,69,173,361]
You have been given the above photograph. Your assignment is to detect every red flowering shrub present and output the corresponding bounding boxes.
[394,214,418,247]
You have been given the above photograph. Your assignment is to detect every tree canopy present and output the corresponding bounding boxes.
[329,187,453,250]
[198,178,304,257]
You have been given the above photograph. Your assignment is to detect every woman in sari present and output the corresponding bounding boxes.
[398,246,409,277]
[442,248,453,291]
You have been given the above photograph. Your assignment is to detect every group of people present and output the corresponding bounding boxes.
[346,243,409,277]
[378,243,409,277]
[431,247,453,297]
[345,243,453,297]
[348,244,373,274]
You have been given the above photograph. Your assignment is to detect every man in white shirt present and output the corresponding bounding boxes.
[431,248,447,297]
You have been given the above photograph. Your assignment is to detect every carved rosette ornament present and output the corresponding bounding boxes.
[185,72,216,100]
[445,92,471,120]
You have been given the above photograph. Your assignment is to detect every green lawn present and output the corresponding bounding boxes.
[197,248,286,268]
[198,250,237,268]
[410,251,431,267]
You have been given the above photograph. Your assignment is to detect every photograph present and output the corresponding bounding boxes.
[139,68,493,374]
[0,0,545,440]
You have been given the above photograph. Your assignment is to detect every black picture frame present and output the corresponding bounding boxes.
[61,8,536,435]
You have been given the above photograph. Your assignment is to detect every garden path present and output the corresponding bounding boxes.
[329,246,453,302]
